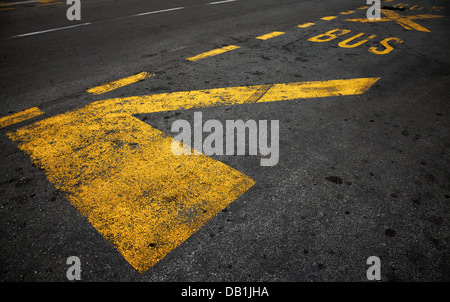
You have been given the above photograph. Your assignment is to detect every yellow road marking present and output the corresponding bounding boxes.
[255,31,285,40]
[0,107,43,129]
[340,10,355,15]
[186,45,240,61]
[0,7,13,10]
[338,33,377,48]
[297,22,315,28]
[87,72,154,95]
[346,10,445,32]
[8,77,379,272]
[37,1,62,6]
[321,16,337,20]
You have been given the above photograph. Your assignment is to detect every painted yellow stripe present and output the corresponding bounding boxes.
[321,16,337,20]
[340,10,355,15]
[186,45,240,61]
[255,31,285,40]
[8,77,378,272]
[297,22,315,28]
[0,107,43,129]
[87,72,154,95]
[37,1,62,6]
[0,7,13,10]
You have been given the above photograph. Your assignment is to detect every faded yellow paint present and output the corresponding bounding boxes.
[8,78,379,272]
[87,72,154,95]
[186,45,240,61]
[255,31,285,40]
[0,107,43,129]
[297,22,315,28]
[321,16,337,21]
[340,10,355,15]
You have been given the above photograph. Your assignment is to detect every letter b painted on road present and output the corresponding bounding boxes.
[67,0,81,21]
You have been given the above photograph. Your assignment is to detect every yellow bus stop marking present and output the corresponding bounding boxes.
[8,77,379,272]
[255,31,285,40]
[346,10,445,32]
[0,107,43,129]
[186,45,240,61]
[87,72,154,95]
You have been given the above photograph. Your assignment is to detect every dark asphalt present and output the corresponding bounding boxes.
[0,0,449,283]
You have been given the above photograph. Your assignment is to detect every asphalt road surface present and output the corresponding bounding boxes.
[0,0,449,283]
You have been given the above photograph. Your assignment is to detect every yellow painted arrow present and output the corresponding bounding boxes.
[7,77,379,272]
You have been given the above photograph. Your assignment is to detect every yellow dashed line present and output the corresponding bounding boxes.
[321,16,337,21]
[37,1,62,6]
[87,72,154,95]
[0,7,13,10]
[340,10,355,15]
[255,31,285,40]
[297,22,315,28]
[186,45,240,61]
[0,107,43,129]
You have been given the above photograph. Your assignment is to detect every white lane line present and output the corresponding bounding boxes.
[208,0,237,5]
[13,23,91,38]
[11,7,185,38]
[1,0,42,5]
[130,6,184,17]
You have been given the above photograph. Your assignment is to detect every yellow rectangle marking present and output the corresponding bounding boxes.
[297,22,315,28]
[357,6,369,9]
[255,31,285,40]
[0,7,13,10]
[0,107,43,129]
[87,72,153,95]
[186,45,240,61]
[321,16,337,20]
[340,10,355,15]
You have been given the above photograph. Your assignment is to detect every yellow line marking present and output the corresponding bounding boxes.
[0,7,13,10]
[357,6,369,10]
[8,77,379,272]
[186,45,240,61]
[87,72,154,95]
[340,10,355,15]
[321,16,337,20]
[0,107,43,129]
[297,22,315,28]
[255,31,285,40]
[37,1,62,5]
[346,10,445,32]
